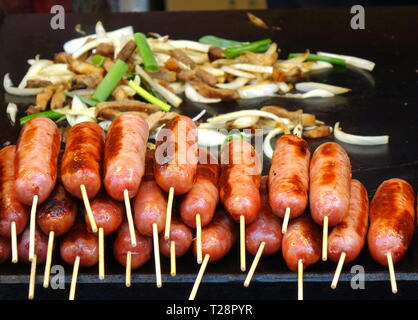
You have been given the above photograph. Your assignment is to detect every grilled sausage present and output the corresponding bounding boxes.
[328,179,369,263]
[193,210,237,262]
[367,178,415,266]
[159,219,193,258]
[309,142,351,226]
[220,139,261,224]
[15,117,61,205]
[268,134,310,219]
[180,149,219,228]
[154,115,198,195]
[0,237,11,264]
[60,219,99,267]
[282,216,321,272]
[134,150,167,237]
[18,225,48,264]
[37,184,78,237]
[113,221,152,269]
[61,122,104,199]
[104,113,149,201]
[246,176,282,257]
[85,195,124,235]
[0,146,28,237]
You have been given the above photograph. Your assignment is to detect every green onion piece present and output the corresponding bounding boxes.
[128,80,171,112]
[65,91,97,107]
[19,110,64,126]
[92,59,129,102]
[134,32,160,73]
[198,35,244,49]
[287,53,346,67]
[223,39,272,59]
[91,54,106,67]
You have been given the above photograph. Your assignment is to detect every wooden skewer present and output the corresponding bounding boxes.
[123,189,137,247]
[164,187,174,240]
[80,184,97,233]
[189,253,210,300]
[28,254,37,300]
[387,252,397,294]
[69,256,80,301]
[152,223,162,288]
[11,221,18,263]
[298,259,303,300]
[244,241,265,287]
[240,215,246,272]
[322,216,328,261]
[196,214,202,264]
[170,241,176,277]
[29,195,38,262]
[43,231,54,288]
[282,208,290,234]
[331,252,346,289]
[125,251,132,288]
[99,227,105,280]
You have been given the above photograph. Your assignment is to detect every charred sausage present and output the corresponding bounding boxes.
[85,195,124,235]
[159,219,193,258]
[18,225,48,264]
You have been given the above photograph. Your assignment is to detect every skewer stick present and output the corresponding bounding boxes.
[99,227,105,280]
[170,241,176,277]
[28,254,37,300]
[29,195,38,262]
[244,241,265,287]
[387,252,397,294]
[125,251,132,287]
[298,259,303,300]
[11,222,18,263]
[282,208,290,234]
[43,231,54,288]
[80,184,97,233]
[240,215,246,272]
[189,253,210,300]
[69,256,80,301]
[322,216,328,261]
[123,189,137,247]
[196,214,202,264]
[164,187,174,240]
[331,252,346,289]
[152,223,162,288]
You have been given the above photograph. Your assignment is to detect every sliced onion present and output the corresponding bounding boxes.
[64,96,96,126]
[183,50,209,64]
[18,60,53,88]
[310,61,333,70]
[283,89,334,99]
[231,64,273,74]
[192,109,206,122]
[200,66,225,77]
[263,128,284,159]
[295,82,351,95]
[4,73,43,96]
[221,66,256,79]
[197,129,227,147]
[169,82,185,95]
[38,63,74,77]
[185,83,221,104]
[232,116,259,128]
[238,82,279,99]
[98,120,112,131]
[334,122,389,145]
[6,102,18,125]
[207,109,291,125]
[276,81,291,93]
[168,40,210,53]
[72,39,101,59]
[216,77,249,90]
[317,51,375,71]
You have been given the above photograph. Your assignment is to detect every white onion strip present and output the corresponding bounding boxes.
[207,110,291,125]
[263,128,284,159]
[334,122,389,145]
[317,52,375,71]
[4,73,43,96]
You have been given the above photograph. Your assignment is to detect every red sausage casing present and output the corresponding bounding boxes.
[180,149,219,228]
[113,221,152,269]
[85,195,124,235]
[61,122,104,199]
[134,150,167,237]
[159,219,193,258]
[328,179,369,263]
[269,134,310,219]
[220,139,261,224]
[104,113,149,200]
[15,117,61,205]
[309,142,351,226]
[0,237,11,264]
[367,178,415,266]
[193,210,237,263]
[246,176,282,257]
[60,219,99,267]
[37,184,78,237]
[18,225,48,264]
[154,115,198,195]
[282,216,321,272]
[0,145,28,237]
